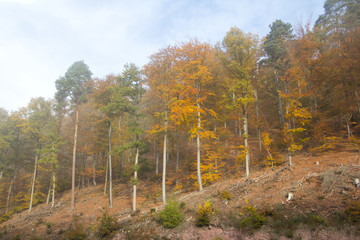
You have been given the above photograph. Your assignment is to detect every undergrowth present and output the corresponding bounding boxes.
[158,199,183,228]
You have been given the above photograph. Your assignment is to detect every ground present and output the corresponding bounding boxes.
[1,150,360,239]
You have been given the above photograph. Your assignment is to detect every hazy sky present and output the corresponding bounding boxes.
[0,0,325,111]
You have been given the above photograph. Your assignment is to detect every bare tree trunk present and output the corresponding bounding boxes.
[71,108,79,210]
[197,98,203,192]
[104,155,109,195]
[108,122,113,208]
[274,70,285,126]
[132,147,139,211]
[46,182,51,206]
[6,174,15,214]
[162,109,168,204]
[254,88,262,151]
[176,129,180,186]
[244,110,250,178]
[156,149,159,175]
[29,154,39,213]
[0,171,2,182]
[51,171,56,208]
[92,154,97,186]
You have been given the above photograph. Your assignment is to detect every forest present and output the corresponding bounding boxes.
[0,0,359,224]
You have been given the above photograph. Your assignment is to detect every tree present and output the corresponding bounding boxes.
[221,27,258,177]
[55,60,92,210]
[144,46,177,204]
[121,63,145,211]
[263,20,294,127]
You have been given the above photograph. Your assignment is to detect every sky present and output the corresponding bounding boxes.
[0,0,325,112]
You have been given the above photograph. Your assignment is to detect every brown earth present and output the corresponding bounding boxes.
[1,150,360,239]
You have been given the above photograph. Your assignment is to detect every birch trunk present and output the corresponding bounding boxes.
[108,122,113,208]
[6,174,15,214]
[46,182,51,206]
[29,154,39,213]
[132,147,139,211]
[244,111,250,178]
[104,155,109,195]
[71,107,79,210]
[162,109,168,204]
[196,99,203,192]
[51,171,56,208]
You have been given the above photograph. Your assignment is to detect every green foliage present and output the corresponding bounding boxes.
[239,206,265,232]
[158,199,183,228]
[196,200,215,227]
[219,190,232,201]
[98,211,118,237]
[64,223,87,240]
[345,202,360,224]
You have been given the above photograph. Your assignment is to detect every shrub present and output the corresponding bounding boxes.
[64,223,87,240]
[345,202,360,223]
[158,199,183,228]
[239,206,265,232]
[219,190,232,201]
[196,200,215,227]
[98,211,118,237]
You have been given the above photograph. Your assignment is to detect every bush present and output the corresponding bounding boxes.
[98,211,118,237]
[345,202,360,224]
[196,200,215,227]
[239,206,265,232]
[219,190,232,201]
[64,223,87,240]
[158,199,183,228]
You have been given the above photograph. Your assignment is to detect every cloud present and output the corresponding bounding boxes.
[0,0,325,111]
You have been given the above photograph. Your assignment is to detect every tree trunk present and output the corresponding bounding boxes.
[196,98,203,191]
[254,88,262,151]
[354,80,360,114]
[92,154,97,186]
[51,171,56,208]
[0,171,2,182]
[46,181,51,206]
[176,129,180,186]
[29,154,39,213]
[133,147,139,211]
[156,148,159,175]
[244,110,250,178]
[162,109,168,204]
[108,122,113,208]
[104,155,109,195]
[71,107,79,210]
[274,70,285,126]
[5,174,15,214]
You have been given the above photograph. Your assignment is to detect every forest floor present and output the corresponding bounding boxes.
[1,150,360,239]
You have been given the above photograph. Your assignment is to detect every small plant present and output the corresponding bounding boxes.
[64,223,87,240]
[196,200,215,227]
[305,213,326,230]
[219,190,232,201]
[180,202,186,209]
[46,222,53,234]
[345,202,360,223]
[158,199,183,228]
[98,211,118,237]
[239,206,265,233]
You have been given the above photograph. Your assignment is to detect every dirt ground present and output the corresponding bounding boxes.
[1,150,360,239]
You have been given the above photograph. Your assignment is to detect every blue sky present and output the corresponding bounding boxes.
[0,0,325,111]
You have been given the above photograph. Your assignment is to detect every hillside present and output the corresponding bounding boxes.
[0,150,359,240]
